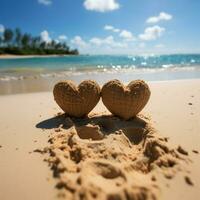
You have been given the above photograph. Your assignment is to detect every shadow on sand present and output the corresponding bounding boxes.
[36,114,149,145]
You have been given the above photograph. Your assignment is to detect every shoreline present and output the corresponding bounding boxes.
[1,53,200,58]
[0,79,200,200]
[0,78,199,96]
[0,54,76,59]
[0,75,200,95]
[1,54,200,94]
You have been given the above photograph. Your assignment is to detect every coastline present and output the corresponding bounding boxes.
[0,79,200,200]
[1,53,200,95]
[0,54,74,59]
[1,67,200,95]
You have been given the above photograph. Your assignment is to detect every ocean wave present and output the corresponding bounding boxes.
[0,76,22,81]
[162,64,174,68]
[1,65,200,82]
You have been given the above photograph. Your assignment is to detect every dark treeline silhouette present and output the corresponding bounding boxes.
[0,28,79,55]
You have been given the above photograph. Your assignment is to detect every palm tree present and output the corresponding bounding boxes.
[0,36,2,47]
[15,28,22,47]
[3,28,14,46]
[55,42,62,50]
[21,33,31,48]
[31,36,40,48]
[50,40,56,49]
[0,27,79,55]
[46,42,52,49]
[40,41,46,49]
[71,49,79,55]
[62,43,70,51]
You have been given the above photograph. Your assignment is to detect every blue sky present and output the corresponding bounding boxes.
[0,0,200,54]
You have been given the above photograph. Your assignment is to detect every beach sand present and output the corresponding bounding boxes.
[0,54,66,59]
[0,79,200,200]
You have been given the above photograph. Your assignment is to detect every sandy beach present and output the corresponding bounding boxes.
[0,54,69,59]
[1,0,200,199]
[0,79,200,200]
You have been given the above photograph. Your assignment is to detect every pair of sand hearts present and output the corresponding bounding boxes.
[53,79,151,120]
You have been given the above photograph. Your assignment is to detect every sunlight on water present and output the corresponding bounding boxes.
[0,54,200,82]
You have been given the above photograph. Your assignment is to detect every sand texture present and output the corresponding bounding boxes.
[0,79,200,200]
[101,80,151,120]
[36,112,190,200]
[53,80,101,117]
[0,54,63,59]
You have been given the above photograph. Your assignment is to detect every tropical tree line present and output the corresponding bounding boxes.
[0,28,79,55]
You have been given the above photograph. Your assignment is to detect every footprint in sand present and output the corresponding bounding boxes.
[37,113,190,200]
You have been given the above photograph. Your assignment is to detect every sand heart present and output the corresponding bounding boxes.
[53,80,101,117]
[101,80,151,120]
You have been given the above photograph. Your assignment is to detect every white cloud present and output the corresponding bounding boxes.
[90,36,114,46]
[38,0,52,6]
[90,35,126,48]
[90,37,103,46]
[119,30,135,41]
[139,43,146,48]
[0,24,5,33]
[58,35,67,40]
[146,12,172,24]
[139,26,165,41]
[104,25,120,33]
[71,36,87,47]
[40,30,51,43]
[84,0,119,12]
[155,44,165,48]
[104,26,136,42]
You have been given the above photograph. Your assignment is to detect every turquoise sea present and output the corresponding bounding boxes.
[0,54,200,94]
[0,54,200,81]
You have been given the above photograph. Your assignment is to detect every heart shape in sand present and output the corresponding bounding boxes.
[53,80,101,117]
[101,80,151,120]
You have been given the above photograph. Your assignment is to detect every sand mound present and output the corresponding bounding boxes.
[37,113,189,200]
[101,80,151,120]
[53,80,101,117]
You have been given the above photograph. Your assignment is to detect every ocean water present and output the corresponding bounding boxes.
[0,54,200,83]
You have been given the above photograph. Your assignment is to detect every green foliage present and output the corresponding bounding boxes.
[0,37,3,46]
[21,33,31,47]
[15,28,22,46]
[3,28,14,44]
[0,27,79,55]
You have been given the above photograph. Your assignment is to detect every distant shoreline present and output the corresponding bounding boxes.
[0,54,76,59]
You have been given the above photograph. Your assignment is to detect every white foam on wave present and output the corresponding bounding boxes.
[162,64,174,68]
[0,65,200,82]
[0,76,19,81]
[141,62,147,66]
